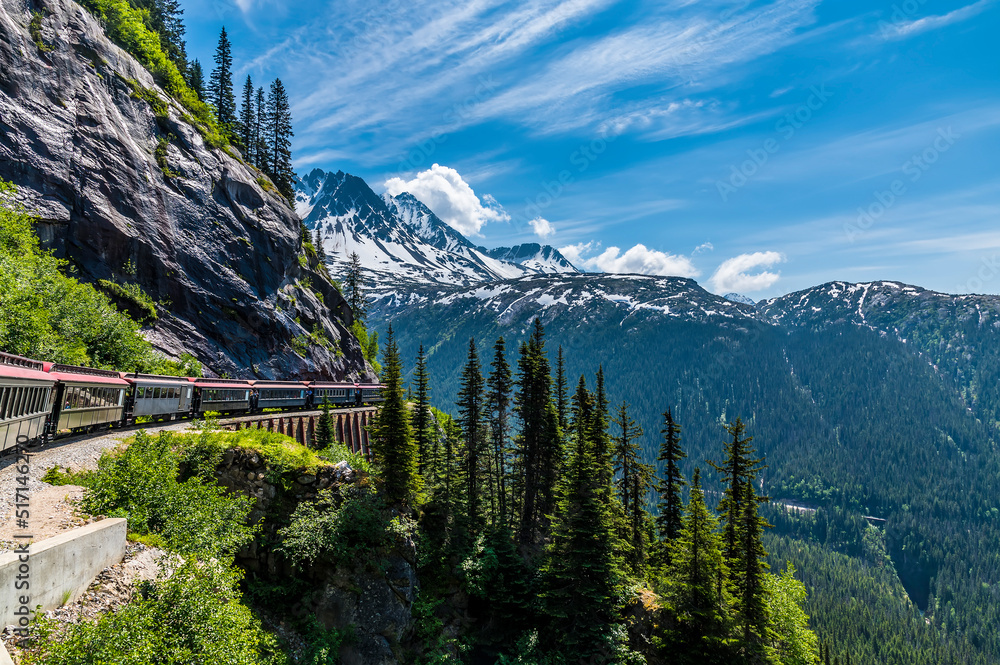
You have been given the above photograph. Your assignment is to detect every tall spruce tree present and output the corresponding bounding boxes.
[457,338,487,531]
[187,59,204,99]
[613,401,652,573]
[709,417,764,565]
[239,75,255,155]
[254,86,267,170]
[656,408,687,551]
[344,251,368,324]
[316,395,333,449]
[541,377,621,660]
[660,468,733,664]
[737,479,773,660]
[371,326,419,506]
[487,336,512,526]
[512,319,561,544]
[412,344,434,478]
[265,78,295,199]
[555,345,568,431]
[209,27,236,133]
[313,229,327,261]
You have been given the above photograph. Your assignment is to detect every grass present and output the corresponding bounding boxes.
[97,279,159,321]
[29,11,54,53]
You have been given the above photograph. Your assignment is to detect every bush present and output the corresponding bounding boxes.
[22,558,288,665]
[277,485,409,570]
[97,278,159,321]
[81,430,256,558]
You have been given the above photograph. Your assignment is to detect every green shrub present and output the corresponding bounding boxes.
[41,465,92,486]
[257,176,277,194]
[97,278,159,321]
[81,430,256,558]
[126,79,168,118]
[317,441,372,476]
[29,11,54,53]
[351,320,381,374]
[22,558,287,665]
[277,485,409,570]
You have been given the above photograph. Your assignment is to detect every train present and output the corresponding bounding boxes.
[0,350,384,454]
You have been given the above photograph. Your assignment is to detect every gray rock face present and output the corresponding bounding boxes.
[0,0,372,380]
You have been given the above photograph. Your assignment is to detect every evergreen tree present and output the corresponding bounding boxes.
[541,377,621,660]
[209,27,236,132]
[736,472,773,660]
[187,59,204,99]
[555,345,568,431]
[592,366,614,497]
[239,75,255,155]
[313,229,326,261]
[512,319,561,545]
[659,468,733,664]
[655,408,687,553]
[316,395,333,449]
[254,86,267,171]
[343,251,368,324]
[709,417,763,565]
[613,401,652,574]
[487,336,512,526]
[264,78,294,199]
[133,0,187,75]
[370,326,419,506]
[412,344,434,478]
[456,338,486,531]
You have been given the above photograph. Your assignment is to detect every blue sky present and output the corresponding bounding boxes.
[182,0,1000,298]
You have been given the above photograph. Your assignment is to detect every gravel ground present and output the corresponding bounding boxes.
[0,422,194,552]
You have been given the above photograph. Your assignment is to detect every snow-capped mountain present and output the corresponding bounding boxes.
[294,169,577,289]
[722,292,756,306]
[483,244,578,274]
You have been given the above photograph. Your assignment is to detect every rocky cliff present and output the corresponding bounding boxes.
[0,0,371,380]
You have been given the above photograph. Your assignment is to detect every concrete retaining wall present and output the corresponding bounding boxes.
[0,518,127,628]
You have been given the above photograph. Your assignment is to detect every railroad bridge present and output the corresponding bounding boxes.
[217,407,377,458]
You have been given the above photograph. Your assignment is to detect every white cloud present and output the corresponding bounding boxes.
[693,241,714,254]
[528,217,556,238]
[384,164,509,237]
[881,0,994,40]
[558,242,699,277]
[709,251,785,292]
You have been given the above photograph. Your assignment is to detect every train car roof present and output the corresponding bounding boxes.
[308,381,361,387]
[0,364,57,383]
[0,351,47,372]
[44,363,130,385]
[251,380,311,387]
[124,373,196,383]
[194,381,253,389]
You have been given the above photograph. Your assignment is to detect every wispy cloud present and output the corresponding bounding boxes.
[880,0,994,40]
[559,241,700,277]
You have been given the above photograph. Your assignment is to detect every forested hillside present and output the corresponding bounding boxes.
[372,277,1000,664]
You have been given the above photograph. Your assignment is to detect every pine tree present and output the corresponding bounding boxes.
[709,417,763,565]
[254,86,267,171]
[412,344,434,478]
[613,401,652,574]
[512,318,561,545]
[487,336,512,526]
[239,75,255,155]
[592,366,614,497]
[555,345,568,431]
[457,338,486,532]
[371,326,419,506]
[541,377,621,660]
[264,78,294,199]
[209,27,236,133]
[133,0,187,75]
[736,470,773,660]
[660,468,733,664]
[343,251,368,325]
[655,408,687,556]
[313,229,326,261]
[187,59,204,99]
[316,395,333,449]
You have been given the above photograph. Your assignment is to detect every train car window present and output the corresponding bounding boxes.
[14,387,24,416]
[30,387,38,413]
[0,387,8,419]
[154,387,162,399]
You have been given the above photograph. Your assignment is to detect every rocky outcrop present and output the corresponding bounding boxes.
[214,448,417,664]
[0,0,372,379]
